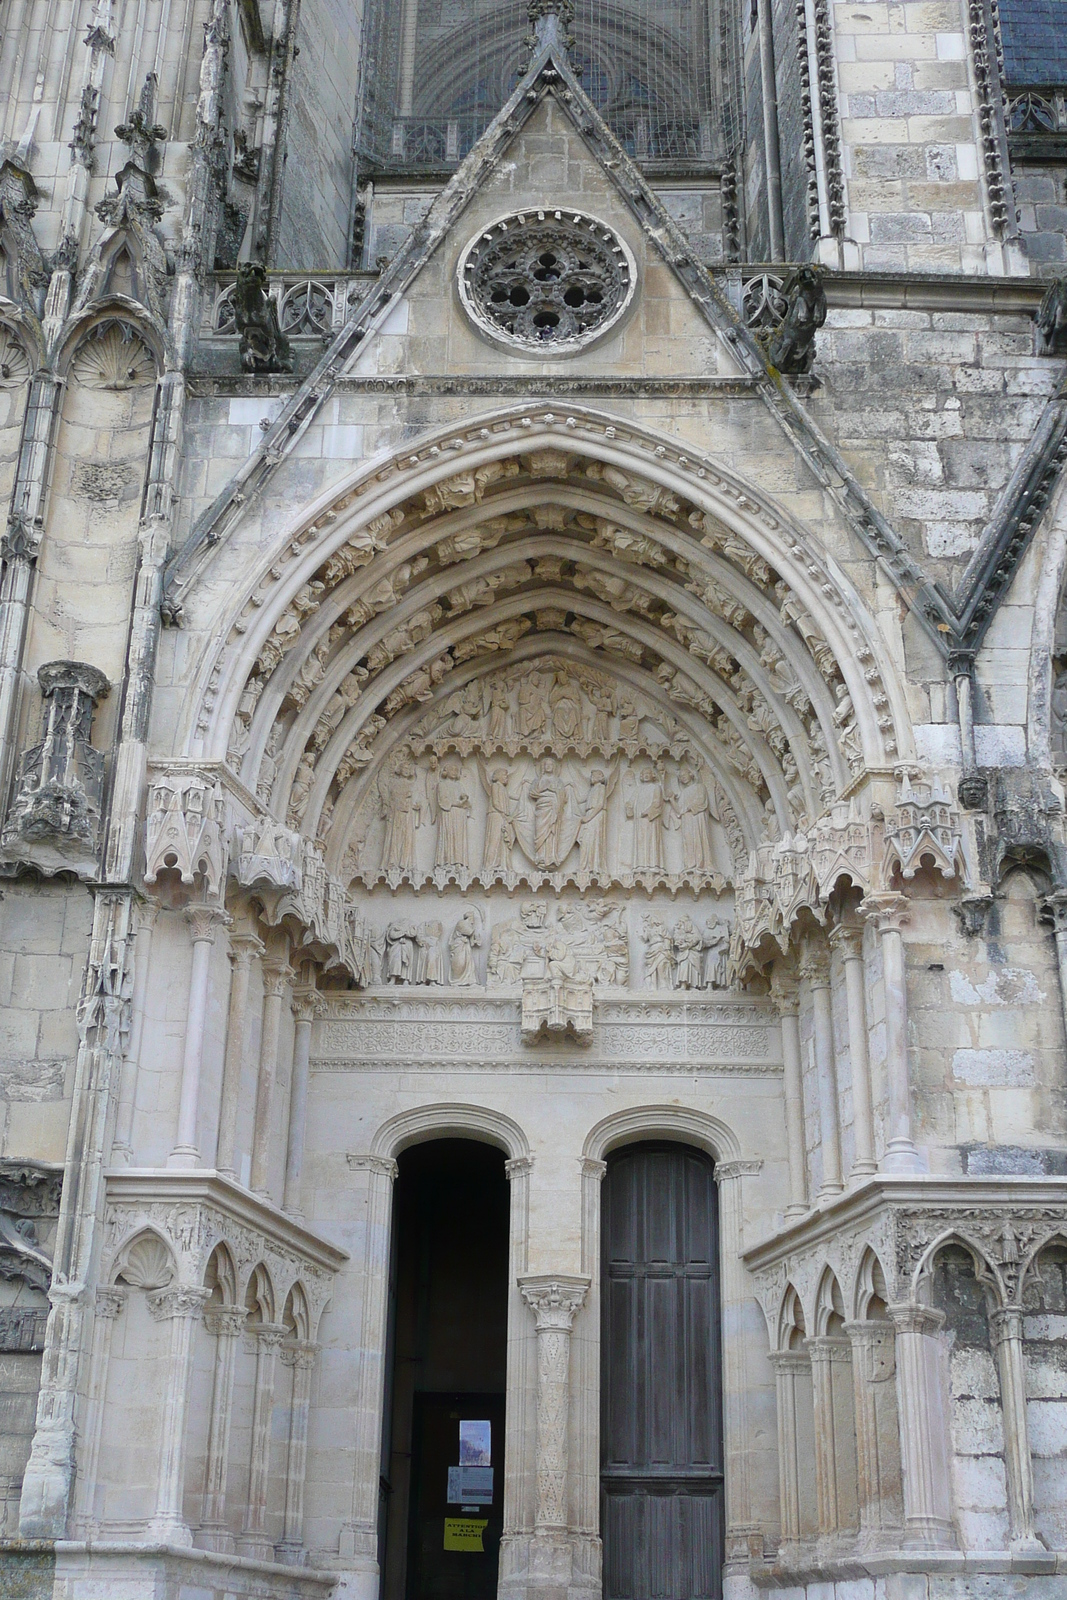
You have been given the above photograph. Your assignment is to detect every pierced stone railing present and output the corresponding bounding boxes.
[205,272,378,339]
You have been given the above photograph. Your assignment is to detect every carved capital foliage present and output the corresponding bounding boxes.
[506,1155,535,1180]
[147,1284,211,1322]
[185,903,231,943]
[519,1273,589,1331]
[345,1154,399,1182]
[859,891,910,935]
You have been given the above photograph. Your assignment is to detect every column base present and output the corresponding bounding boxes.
[166,1146,201,1169]
[903,1514,958,1550]
[195,1522,235,1552]
[146,1514,193,1546]
[275,1539,309,1565]
[499,1530,600,1600]
[237,1533,275,1561]
[881,1139,923,1175]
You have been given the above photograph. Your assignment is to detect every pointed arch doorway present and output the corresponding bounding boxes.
[380,1138,509,1600]
[601,1142,724,1600]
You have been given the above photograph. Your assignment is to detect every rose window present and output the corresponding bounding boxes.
[459,211,636,353]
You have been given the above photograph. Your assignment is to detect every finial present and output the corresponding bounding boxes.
[115,72,168,170]
[524,0,575,61]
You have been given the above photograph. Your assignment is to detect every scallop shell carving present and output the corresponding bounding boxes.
[0,325,31,388]
[115,1231,175,1289]
[70,321,156,390]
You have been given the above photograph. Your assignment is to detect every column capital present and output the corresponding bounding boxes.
[769,966,799,1015]
[229,929,265,965]
[887,1301,944,1337]
[519,1273,589,1330]
[252,1320,289,1350]
[147,1284,211,1322]
[506,1155,535,1180]
[204,1303,247,1338]
[578,1155,606,1181]
[797,942,830,986]
[715,1158,762,1183]
[280,1340,319,1370]
[1040,891,1067,935]
[261,960,294,997]
[185,903,231,944]
[828,920,864,959]
[859,891,911,933]
[131,896,161,937]
[805,1333,854,1362]
[768,1348,811,1373]
[95,1287,127,1319]
[990,1304,1025,1339]
[345,1153,398,1181]
[291,984,325,1024]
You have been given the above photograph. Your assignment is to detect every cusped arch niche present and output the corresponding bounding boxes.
[193,412,907,986]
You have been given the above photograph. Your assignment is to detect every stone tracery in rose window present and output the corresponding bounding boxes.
[459,210,636,353]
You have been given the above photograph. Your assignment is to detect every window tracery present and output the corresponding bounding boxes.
[459,212,635,353]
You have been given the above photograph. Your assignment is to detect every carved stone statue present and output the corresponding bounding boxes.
[430,753,472,874]
[526,755,573,867]
[415,921,447,984]
[628,764,664,873]
[479,761,518,874]
[673,915,704,990]
[702,916,730,989]
[384,921,417,982]
[379,753,421,876]
[641,914,675,989]
[670,761,717,873]
[577,767,611,876]
[449,910,482,985]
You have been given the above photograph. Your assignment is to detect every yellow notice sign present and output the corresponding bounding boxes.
[444,1517,488,1553]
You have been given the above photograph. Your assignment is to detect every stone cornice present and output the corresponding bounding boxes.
[104,1169,349,1273]
[742,1174,1067,1274]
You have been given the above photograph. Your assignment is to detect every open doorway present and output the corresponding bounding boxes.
[381,1139,510,1600]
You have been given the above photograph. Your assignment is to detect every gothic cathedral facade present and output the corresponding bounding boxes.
[1,0,1067,1596]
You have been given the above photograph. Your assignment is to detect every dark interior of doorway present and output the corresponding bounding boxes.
[381,1139,509,1600]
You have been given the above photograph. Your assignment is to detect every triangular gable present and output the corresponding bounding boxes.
[171,9,1062,668]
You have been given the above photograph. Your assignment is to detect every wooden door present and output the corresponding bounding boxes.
[601,1143,724,1600]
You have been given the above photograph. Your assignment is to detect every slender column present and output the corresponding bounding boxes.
[830,923,877,1178]
[75,1288,126,1533]
[990,1307,1043,1554]
[861,895,921,1173]
[844,1320,902,1547]
[146,1285,211,1544]
[276,1341,318,1563]
[111,898,159,1165]
[1040,892,1067,1057]
[757,0,786,258]
[339,1153,397,1590]
[771,969,807,1216]
[574,1157,604,1542]
[198,1303,247,1552]
[518,1275,589,1535]
[283,980,323,1216]
[808,1336,857,1541]
[502,1155,535,1570]
[800,943,843,1197]
[888,1304,956,1549]
[238,1321,287,1559]
[769,1350,808,1545]
[249,959,291,1196]
[215,928,264,1177]
[169,905,230,1168]
[716,1160,762,1563]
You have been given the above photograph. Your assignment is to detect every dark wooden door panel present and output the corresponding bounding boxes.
[601,1144,723,1600]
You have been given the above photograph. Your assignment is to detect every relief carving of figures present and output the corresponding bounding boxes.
[345,660,729,892]
[639,910,732,991]
[488,898,629,988]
